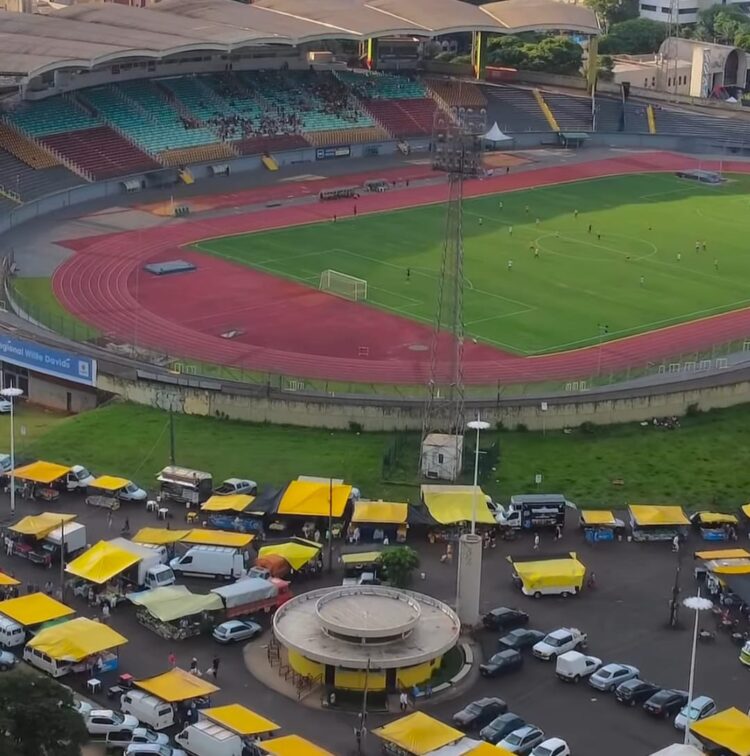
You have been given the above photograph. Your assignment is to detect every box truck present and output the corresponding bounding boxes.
[211,576,292,619]
[170,546,246,580]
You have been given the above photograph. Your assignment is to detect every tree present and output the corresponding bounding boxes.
[584,0,639,30]
[0,671,88,756]
[696,4,748,41]
[714,10,747,43]
[525,37,583,75]
[380,546,420,588]
[599,18,668,55]
[598,54,616,81]
[735,30,750,51]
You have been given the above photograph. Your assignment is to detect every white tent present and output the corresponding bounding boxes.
[483,122,513,143]
[649,745,705,756]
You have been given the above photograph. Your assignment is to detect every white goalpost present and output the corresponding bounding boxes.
[319,269,368,301]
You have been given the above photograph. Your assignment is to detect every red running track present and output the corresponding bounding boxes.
[54,152,750,385]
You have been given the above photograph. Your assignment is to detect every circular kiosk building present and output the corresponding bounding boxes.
[273,585,460,692]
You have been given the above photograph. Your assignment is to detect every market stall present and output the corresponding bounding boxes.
[579,510,624,543]
[12,461,73,501]
[350,501,408,544]
[129,585,222,640]
[509,553,587,598]
[201,703,279,741]
[65,540,141,606]
[373,712,464,756]
[690,511,739,541]
[420,485,495,543]
[628,505,690,542]
[256,539,322,579]
[269,479,353,539]
[180,529,254,549]
[8,512,78,564]
[340,551,383,583]
[259,734,334,756]
[689,707,750,756]
[0,592,74,646]
[85,476,133,510]
[135,667,219,713]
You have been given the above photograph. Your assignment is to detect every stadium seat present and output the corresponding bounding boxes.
[336,70,428,100]
[0,146,82,201]
[423,77,487,109]
[543,92,593,131]
[0,123,60,169]
[480,85,553,133]
[4,97,98,137]
[306,126,389,147]
[235,134,311,156]
[363,98,439,138]
[158,143,236,168]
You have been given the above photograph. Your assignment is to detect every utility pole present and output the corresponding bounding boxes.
[169,408,176,466]
[59,517,65,598]
[327,477,333,573]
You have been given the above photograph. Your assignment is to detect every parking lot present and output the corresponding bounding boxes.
[0,490,746,756]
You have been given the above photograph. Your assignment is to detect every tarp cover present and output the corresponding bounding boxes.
[202,704,279,735]
[201,494,255,512]
[693,512,738,526]
[27,617,127,661]
[340,551,382,566]
[351,501,408,524]
[0,572,19,586]
[691,707,750,756]
[511,556,586,590]
[182,530,254,548]
[374,712,463,755]
[260,734,334,756]
[129,585,223,621]
[10,512,76,538]
[258,541,320,570]
[695,549,750,561]
[465,744,514,756]
[0,592,74,626]
[629,505,689,527]
[89,475,130,491]
[742,504,750,519]
[13,461,71,484]
[277,480,352,518]
[707,558,750,575]
[430,739,514,756]
[66,540,140,584]
[580,510,616,526]
[135,667,219,702]
[649,746,705,756]
[133,527,191,545]
[421,485,495,525]
[211,577,278,608]
[483,122,513,142]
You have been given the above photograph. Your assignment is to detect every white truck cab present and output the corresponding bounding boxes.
[67,465,95,491]
[533,628,587,661]
[213,478,257,496]
[555,650,602,682]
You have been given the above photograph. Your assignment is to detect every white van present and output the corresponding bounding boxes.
[170,546,246,580]
[121,690,175,731]
[23,645,73,677]
[175,720,243,756]
[555,650,602,682]
[0,615,24,648]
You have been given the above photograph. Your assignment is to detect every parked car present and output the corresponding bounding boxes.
[498,725,545,755]
[643,689,689,718]
[125,745,187,756]
[482,607,529,631]
[212,620,262,644]
[452,697,507,730]
[479,649,523,678]
[531,738,571,756]
[74,700,94,718]
[615,679,661,706]
[85,710,139,736]
[498,628,546,651]
[131,728,171,746]
[555,651,602,682]
[674,696,717,730]
[480,713,526,745]
[0,650,18,671]
[589,663,640,692]
[532,628,586,661]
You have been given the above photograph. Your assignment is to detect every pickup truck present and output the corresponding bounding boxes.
[532,628,587,661]
[213,478,257,496]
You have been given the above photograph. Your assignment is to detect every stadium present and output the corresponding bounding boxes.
[3,0,750,423]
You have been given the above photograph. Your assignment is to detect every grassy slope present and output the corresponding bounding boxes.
[21,401,750,509]
[195,173,750,354]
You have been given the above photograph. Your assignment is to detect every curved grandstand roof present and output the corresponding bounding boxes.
[0,0,599,79]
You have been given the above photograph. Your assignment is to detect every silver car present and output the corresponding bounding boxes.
[212,620,262,644]
[589,663,640,692]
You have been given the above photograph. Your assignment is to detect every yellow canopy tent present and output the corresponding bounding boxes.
[0,572,19,586]
[89,476,130,492]
[132,527,191,545]
[691,707,750,756]
[695,549,750,561]
[693,512,738,526]
[202,704,279,736]
[707,558,750,575]
[135,667,219,702]
[420,485,495,525]
[27,617,127,661]
[182,530,254,548]
[511,555,586,591]
[373,712,463,755]
[580,510,617,526]
[0,592,74,626]
[13,461,71,484]
[741,504,750,519]
[629,505,690,527]
[465,744,514,756]
[201,494,255,513]
[129,586,223,622]
[277,480,352,518]
[260,735,334,756]
[351,501,408,524]
[258,542,321,571]
[66,541,140,584]
[340,551,382,566]
[10,512,76,539]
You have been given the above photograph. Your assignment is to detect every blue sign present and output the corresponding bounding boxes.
[0,335,96,387]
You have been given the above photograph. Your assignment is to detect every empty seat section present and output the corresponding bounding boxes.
[594,98,651,133]
[235,134,310,156]
[0,123,59,169]
[481,85,552,132]
[337,70,427,100]
[423,77,487,108]
[543,93,592,131]
[306,126,389,147]
[364,98,437,138]
[41,126,160,180]
[158,143,235,167]
[0,147,82,200]
[4,97,98,137]
[649,105,749,141]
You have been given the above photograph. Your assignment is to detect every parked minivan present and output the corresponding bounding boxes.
[121,690,176,731]
[23,645,73,677]
[0,615,25,648]
[170,545,246,580]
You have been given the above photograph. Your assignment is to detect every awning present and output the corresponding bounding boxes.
[629,505,689,527]
[202,704,279,736]
[691,707,750,756]
[374,712,463,755]
[182,530,254,548]
[421,485,495,525]
[257,541,320,571]
[10,512,76,539]
[260,735,334,756]
[580,510,616,526]
[0,572,19,586]
[708,558,750,575]
[0,592,74,626]
[430,739,513,756]
[90,475,130,491]
[132,527,191,545]
[201,494,255,513]
[693,512,738,526]
[135,667,219,702]
[340,551,382,566]
[13,461,70,484]
[351,501,408,525]
[27,617,127,661]
[277,480,352,518]
[483,122,512,142]
[695,549,750,561]
[129,585,223,622]
[741,504,750,519]
[649,746,705,756]
[511,555,586,590]
[465,744,514,756]
[66,540,140,584]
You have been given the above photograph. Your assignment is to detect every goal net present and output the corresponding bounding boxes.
[319,269,368,301]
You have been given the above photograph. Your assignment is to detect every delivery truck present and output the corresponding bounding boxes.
[211,576,292,619]
[495,494,567,530]
[109,538,175,589]
[28,522,87,566]
[170,546,246,580]
[175,720,243,756]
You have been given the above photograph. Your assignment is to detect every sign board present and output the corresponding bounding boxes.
[315,146,351,160]
[0,335,96,387]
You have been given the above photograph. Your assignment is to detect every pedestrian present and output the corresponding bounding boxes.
[574,209,578,218]
[44,580,53,595]
[353,205,357,216]
[168,651,176,667]
[332,214,337,223]
[101,602,110,624]
[672,534,680,552]
[399,690,409,712]
[533,532,540,550]
[107,510,113,529]
[189,656,199,674]
[478,217,483,226]
[314,529,321,543]
[440,543,453,564]
[123,517,130,533]
[508,226,513,236]
[555,524,562,541]
[353,526,361,544]
[211,655,220,679]
[498,200,503,210]
[588,224,592,233]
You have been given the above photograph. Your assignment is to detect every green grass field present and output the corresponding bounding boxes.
[194,173,750,354]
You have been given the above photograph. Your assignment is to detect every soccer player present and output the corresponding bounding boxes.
[498,201,503,210]
[702,241,707,251]
[525,205,530,214]
[695,241,700,252]
[406,268,411,280]
[677,252,681,262]
[588,224,592,234]
[640,275,645,287]
[529,242,535,252]
[574,209,579,218]
[535,218,540,226]
[714,259,719,271]
[534,247,539,259]
[478,217,483,226]
[508,226,513,236]
[507,260,513,271]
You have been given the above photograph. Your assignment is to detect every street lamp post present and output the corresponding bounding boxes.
[682,594,713,744]
[467,416,490,535]
[1,386,23,515]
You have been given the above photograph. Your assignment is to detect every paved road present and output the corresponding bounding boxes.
[0,492,746,756]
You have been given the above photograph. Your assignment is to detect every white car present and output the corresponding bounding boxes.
[119,481,147,502]
[0,400,11,414]
[674,696,717,730]
[588,663,640,692]
[125,746,187,756]
[499,725,545,753]
[212,619,262,644]
[533,628,587,661]
[531,738,571,756]
[73,699,94,718]
[85,709,139,735]
[214,478,257,496]
[132,728,171,746]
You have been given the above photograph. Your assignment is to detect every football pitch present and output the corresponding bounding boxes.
[193,173,750,355]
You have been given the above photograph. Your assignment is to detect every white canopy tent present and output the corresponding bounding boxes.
[483,122,513,144]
